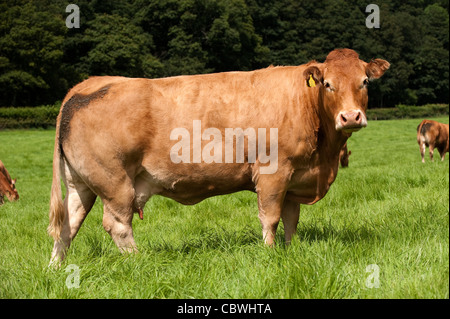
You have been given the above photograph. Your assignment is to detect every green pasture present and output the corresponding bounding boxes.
[0,117,448,299]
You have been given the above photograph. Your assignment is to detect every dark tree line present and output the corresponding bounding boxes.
[0,0,448,108]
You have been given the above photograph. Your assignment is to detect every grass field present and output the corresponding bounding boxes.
[0,117,448,299]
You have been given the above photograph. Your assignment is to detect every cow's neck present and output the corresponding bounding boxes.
[317,118,349,160]
[313,101,349,185]
[290,88,348,168]
[304,95,349,165]
[286,102,349,205]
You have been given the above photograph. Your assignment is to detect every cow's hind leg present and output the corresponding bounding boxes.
[50,169,97,266]
[419,141,426,163]
[429,143,435,162]
[101,183,137,254]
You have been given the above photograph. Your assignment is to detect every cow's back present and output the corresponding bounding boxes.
[61,67,308,132]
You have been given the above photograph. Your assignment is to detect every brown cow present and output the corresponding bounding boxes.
[339,143,352,167]
[417,119,449,163]
[0,160,19,205]
[48,48,389,265]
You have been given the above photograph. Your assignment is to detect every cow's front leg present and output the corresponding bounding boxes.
[281,198,300,244]
[256,174,288,246]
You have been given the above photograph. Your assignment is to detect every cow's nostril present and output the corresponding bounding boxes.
[355,113,360,121]
[340,114,347,123]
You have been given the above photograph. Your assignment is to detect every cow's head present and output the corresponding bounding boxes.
[304,49,389,135]
[6,179,19,202]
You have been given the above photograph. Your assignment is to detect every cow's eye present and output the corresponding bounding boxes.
[363,78,369,87]
[324,81,333,91]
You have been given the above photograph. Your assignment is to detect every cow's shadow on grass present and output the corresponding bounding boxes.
[144,223,379,254]
[295,223,380,244]
[146,226,262,254]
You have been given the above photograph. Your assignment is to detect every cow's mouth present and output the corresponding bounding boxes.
[342,126,364,133]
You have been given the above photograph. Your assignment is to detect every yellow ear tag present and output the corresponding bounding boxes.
[308,74,316,87]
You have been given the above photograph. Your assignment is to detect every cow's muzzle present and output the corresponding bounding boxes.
[335,110,367,133]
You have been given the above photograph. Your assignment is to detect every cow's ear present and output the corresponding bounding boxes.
[366,59,390,80]
[303,66,323,88]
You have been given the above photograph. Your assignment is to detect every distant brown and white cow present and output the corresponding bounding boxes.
[48,48,389,265]
[417,119,449,163]
[339,143,352,167]
[0,160,19,205]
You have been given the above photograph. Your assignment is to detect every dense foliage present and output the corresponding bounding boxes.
[0,0,448,108]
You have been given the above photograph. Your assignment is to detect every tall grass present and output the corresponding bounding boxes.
[0,117,448,299]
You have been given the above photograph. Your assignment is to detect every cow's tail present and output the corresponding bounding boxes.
[48,116,65,241]
[420,130,429,146]
[417,122,429,146]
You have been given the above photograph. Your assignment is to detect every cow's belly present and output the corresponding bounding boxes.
[159,181,254,205]
[136,162,254,205]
